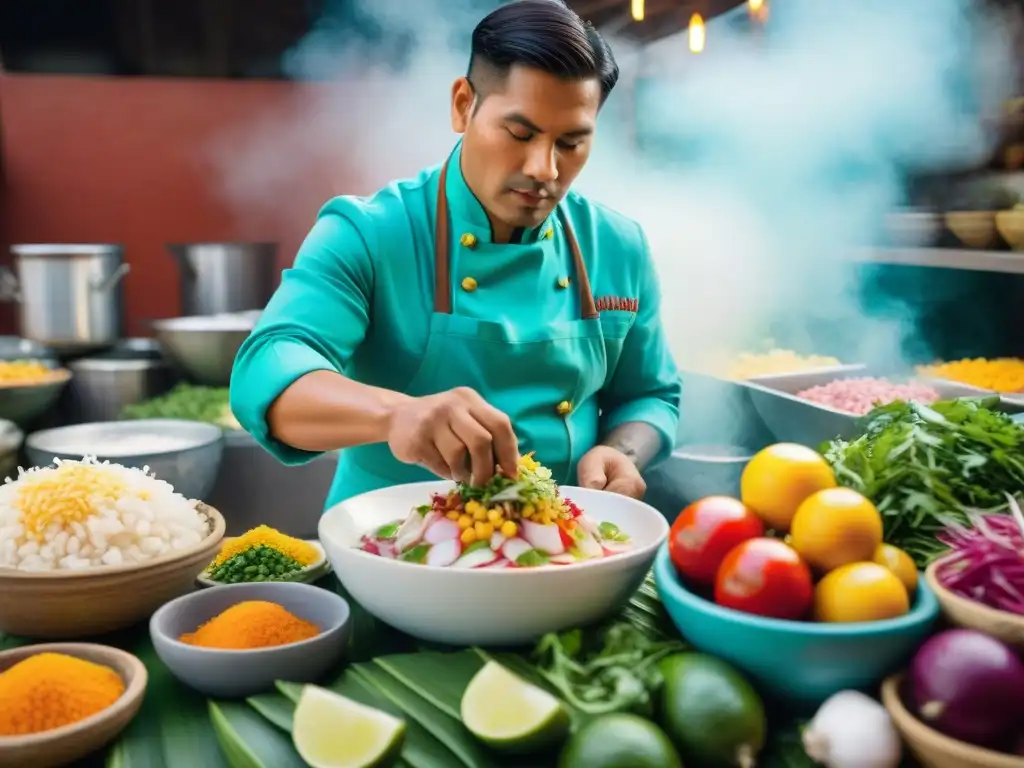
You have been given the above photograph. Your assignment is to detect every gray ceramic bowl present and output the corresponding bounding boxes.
[149,581,351,698]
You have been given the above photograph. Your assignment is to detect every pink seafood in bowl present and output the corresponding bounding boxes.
[357,454,633,568]
[796,376,940,415]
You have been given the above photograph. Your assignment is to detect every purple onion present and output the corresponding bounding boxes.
[910,629,1024,747]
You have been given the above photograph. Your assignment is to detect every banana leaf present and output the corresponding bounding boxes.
[1,572,818,768]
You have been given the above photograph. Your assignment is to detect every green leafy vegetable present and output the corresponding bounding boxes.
[122,383,238,427]
[821,396,1024,566]
[531,622,686,717]
[456,453,558,506]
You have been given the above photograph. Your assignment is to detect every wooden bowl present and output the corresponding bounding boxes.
[995,209,1024,251]
[924,561,1024,651]
[945,211,999,249]
[0,643,147,768]
[881,674,1024,768]
[0,503,226,638]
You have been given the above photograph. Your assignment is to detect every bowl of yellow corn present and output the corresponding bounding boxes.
[916,358,1024,396]
[0,360,71,428]
[722,349,866,384]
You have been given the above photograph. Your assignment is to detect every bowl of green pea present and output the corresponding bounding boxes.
[196,527,330,588]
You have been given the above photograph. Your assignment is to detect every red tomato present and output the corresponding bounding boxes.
[668,496,765,585]
[714,538,813,620]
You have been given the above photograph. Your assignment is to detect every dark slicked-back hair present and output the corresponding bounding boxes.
[467,0,619,105]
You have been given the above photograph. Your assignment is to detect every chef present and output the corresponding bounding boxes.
[229,0,681,508]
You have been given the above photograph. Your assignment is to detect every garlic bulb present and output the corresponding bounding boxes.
[802,690,902,768]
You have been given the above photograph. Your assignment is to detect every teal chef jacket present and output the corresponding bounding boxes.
[229,141,682,510]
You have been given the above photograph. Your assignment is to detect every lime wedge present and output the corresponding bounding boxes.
[292,685,405,768]
[460,660,570,753]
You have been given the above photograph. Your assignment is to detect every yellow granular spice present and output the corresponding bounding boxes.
[209,525,319,568]
[179,600,320,649]
[0,360,66,386]
[0,652,126,736]
[918,357,1024,393]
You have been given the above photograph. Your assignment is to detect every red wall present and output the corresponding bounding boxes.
[0,73,366,337]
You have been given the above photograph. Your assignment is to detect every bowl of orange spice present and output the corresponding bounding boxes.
[0,643,147,768]
[149,581,351,698]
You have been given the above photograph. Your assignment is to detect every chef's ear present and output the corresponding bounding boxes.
[451,77,475,133]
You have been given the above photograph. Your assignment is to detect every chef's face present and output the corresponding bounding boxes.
[451,65,601,238]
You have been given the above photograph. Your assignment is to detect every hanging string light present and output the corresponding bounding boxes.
[631,0,644,22]
[688,12,705,53]
[749,0,769,23]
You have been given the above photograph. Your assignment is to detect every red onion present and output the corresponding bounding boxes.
[909,629,1024,747]
[935,506,1024,616]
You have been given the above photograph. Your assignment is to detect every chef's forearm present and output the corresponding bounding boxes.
[600,422,662,471]
[267,370,412,451]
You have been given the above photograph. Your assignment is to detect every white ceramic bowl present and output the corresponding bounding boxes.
[319,482,669,646]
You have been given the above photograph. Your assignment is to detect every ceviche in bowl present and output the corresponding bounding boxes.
[358,454,633,568]
[318,456,669,645]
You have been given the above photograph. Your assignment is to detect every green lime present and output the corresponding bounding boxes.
[558,713,683,768]
[460,660,570,753]
[292,684,405,768]
[658,653,766,768]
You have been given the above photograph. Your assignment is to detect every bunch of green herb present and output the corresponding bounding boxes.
[121,383,237,427]
[531,621,687,716]
[456,454,558,506]
[205,544,305,583]
[821,396,1024,565]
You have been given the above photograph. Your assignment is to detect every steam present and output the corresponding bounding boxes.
[208,0,1015,377]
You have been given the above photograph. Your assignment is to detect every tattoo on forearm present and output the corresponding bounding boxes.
[601,422,661,471]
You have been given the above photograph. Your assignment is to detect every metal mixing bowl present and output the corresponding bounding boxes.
[152,313,258,386]
[642,444,756,524]
[24,419,224,499]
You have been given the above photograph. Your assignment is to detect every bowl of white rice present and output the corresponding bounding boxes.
[0,456,226,638]
[24,419,224,500]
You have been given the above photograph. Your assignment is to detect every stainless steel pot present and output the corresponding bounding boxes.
[66,352,177,423]
[167,242,278,316]
[4,244,130,354]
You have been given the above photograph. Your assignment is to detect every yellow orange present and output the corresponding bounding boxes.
[813,562,910,623]
[740,443,837,532]
[873,543,918,595]
[789,488,883,573]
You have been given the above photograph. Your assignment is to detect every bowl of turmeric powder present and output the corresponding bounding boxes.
[149,581,351,699]
[0,642,147,768]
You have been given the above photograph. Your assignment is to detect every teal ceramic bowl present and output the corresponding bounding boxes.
[653,544,940,710]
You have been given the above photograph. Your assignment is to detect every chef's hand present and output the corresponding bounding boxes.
[577,446,647,500]
[387,387,520,485]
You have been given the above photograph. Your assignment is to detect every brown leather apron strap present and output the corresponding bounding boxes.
[559,207,599,320]
[433,158,598,320]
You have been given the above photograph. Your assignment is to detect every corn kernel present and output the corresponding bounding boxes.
[457,515,473,529]
[472,507,487,521]
[500,520,518,538]
[475,521,494,539]
[465,500,484,514]
[445,510,459,520]
[485,507,502,523]
[522,503,535,518]
[461,527,477,544]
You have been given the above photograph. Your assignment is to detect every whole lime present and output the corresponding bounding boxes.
[558,713,682,768]
[659,653,766,767]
